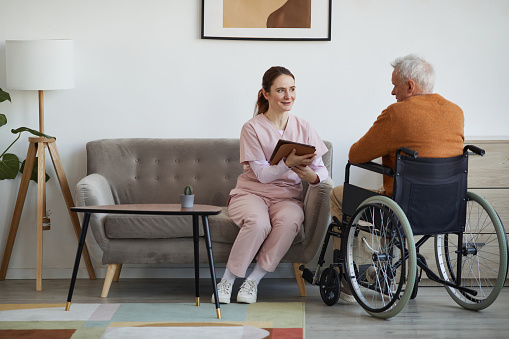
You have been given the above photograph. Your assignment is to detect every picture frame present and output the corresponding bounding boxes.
[201,0,332,41]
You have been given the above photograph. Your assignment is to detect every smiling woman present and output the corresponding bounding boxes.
[211,66,329,305]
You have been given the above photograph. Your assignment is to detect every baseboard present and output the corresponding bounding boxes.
[2,263,297,280]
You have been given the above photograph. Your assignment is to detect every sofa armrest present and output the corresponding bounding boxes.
[301,178,334,253]
[76,173,115,207]
[75,173,116,263]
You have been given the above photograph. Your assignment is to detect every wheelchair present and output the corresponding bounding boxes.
[300,145,508,319]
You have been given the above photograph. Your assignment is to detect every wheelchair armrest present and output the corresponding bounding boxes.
[397,147,418,158]
[463,144,485,156]
[348,161,394,176]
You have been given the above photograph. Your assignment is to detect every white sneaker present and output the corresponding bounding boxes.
[211,279,233,304]
[340,291,356,303]
[340,280,356,303]
[237,279,257,304]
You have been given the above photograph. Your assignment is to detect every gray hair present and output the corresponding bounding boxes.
[391,54,435,93]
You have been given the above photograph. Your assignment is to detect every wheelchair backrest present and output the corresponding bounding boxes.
[393,152,468,235]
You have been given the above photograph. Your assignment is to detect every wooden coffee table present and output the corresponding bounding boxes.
[65,204,223,319]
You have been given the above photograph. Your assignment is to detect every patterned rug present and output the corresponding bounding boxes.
[0,302,304,339]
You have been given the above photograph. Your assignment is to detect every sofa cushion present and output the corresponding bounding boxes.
[104,207,304,244]
[104,214,203,239]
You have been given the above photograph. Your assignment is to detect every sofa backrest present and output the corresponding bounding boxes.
[86,138,333,206]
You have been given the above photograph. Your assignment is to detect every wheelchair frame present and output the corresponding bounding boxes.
[300,146,508,319]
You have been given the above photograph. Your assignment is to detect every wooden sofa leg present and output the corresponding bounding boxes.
[113,264,122,282]
[292,262,307,297]
[101,264,119,298]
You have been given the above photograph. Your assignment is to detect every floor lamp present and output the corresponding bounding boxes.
[0,40,96,291]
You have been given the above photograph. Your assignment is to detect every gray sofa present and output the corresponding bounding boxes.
[75,138,333,297]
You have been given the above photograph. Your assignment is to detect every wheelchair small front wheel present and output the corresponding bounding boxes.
[319,267,340,306]
[344,196,417,319]
[435,191,508,310]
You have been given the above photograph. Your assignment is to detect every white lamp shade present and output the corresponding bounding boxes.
[6,39,74,90]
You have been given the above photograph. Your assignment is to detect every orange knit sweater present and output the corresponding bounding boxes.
[349,94,464,196]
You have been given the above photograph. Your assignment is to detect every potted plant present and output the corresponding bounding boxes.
[0,88,53,182]
[180,185,194,208]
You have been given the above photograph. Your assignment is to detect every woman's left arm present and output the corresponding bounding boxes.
[249,160,291,184]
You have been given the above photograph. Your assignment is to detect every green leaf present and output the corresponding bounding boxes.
[0,114,6,127]
[11,127,56,140]
[0,153,20,180]
[0,88,11,103]
[20,158,50,183]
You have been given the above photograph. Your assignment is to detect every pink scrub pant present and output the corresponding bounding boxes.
[226,193,304,277]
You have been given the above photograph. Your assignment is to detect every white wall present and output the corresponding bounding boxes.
[0,0,508,280]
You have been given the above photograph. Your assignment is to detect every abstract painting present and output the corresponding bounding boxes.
[202,0,332,41]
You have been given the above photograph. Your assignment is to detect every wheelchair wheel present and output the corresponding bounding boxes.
[410,270,419,300]
[435,191,508,310]
[344,196,417,319]
[319,267,340,306]
[411,254,426,300]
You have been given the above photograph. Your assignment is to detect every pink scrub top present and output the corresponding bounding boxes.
[230,113,328,201]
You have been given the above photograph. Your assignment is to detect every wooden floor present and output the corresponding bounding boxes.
[1,278,508,338]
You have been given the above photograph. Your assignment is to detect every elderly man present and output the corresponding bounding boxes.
[331,54,465,302]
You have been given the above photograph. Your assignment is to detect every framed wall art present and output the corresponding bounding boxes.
[201,0,332,41]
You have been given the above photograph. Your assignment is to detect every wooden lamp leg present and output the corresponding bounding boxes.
[0,143,37,280]
[36,141,45,291]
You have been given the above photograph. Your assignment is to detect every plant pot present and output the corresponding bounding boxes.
[180,194,194,208]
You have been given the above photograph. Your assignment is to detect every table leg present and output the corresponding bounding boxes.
[192,215,200,306]
[65,212,90,311]
[202,215,221,319]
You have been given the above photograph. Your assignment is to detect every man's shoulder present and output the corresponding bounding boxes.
[433,94,462,111]
[420,93,460,107]
[387,94,462,112]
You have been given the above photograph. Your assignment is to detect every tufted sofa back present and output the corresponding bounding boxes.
[86,138,332,206]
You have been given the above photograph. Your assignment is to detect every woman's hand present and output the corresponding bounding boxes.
[291,165,319,183]
[285,149,319,183]
[284,149,315,168]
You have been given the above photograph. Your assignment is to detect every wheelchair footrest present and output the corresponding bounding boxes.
[299,265,315,284]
